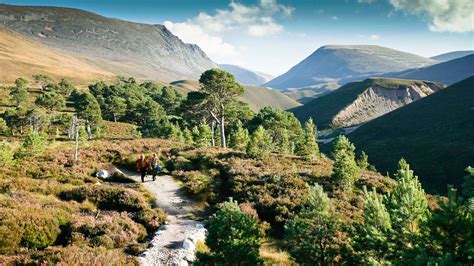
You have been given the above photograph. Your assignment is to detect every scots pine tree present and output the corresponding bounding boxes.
[10,86,29,107]
[296,118,319,160]
[331,135,359,190]
[182,127,194,145]
[357,151,369,170]
[353,186,394,264]
[0,141,14,167]
[285,184,342,265]
[246,125,272,159]
[228,120,250,151]
[197,199,262,265]
[385,159,429,257]
[194,123,212,148]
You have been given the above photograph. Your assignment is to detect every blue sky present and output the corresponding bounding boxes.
[2,0,473,75]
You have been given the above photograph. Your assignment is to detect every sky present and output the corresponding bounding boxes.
[2,0,473,76]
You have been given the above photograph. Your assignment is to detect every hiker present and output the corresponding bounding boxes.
[149,151,162,181]
[137,154,148,183]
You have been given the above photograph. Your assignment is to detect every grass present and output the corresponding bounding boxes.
[260,238,294,265]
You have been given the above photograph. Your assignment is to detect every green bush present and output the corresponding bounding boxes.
[15,130,47,158]
[21,213,61,249]
[0,209,23,254]
[181,171,215,202]
[0,141,14,167]
[197,199,262,265]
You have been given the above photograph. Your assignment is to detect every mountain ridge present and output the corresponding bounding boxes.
[0,4,217,82]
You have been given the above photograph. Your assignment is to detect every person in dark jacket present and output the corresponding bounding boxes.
[137,154,148,183]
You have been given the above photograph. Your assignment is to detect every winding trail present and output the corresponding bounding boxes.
[121,169,206,266]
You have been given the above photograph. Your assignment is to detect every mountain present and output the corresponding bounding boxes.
[431,50,474,62]
[264,45,436,101]
[0,28,115,84]
[348,76,474,193]
[170,80,300,111]
[387,54,474,85]
[0,4,217,82]
[290,78,443,129]
[219,64,273,85]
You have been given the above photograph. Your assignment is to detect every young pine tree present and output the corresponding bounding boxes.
[384,159,429,257]
[197,199,262,265]
[331,135,359,191]
[182,127,194,145]
[357,151,369,170]
[285,184,342,265]
[353,186,394,264]
[194,123,212,148]
[15,130,47,158]
[228,120,250,151]
[296,118,319,161]
[425,185,473,264]
[0,141,14,167]
[246,125,272,159]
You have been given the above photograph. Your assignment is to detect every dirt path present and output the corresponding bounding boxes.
[121,169,206,266]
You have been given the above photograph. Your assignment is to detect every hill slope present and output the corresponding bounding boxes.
[170,80,300,111]
[431,50,474,62]
[290,78,443,129]
[349,76,474,193]
[264,45,436,92]
[0,28,114,84]
[219,64,273,85]
[387,54,474,85]
[0,4,216,82]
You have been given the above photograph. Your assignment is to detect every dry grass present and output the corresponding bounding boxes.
[260,238,294,265]
[0,28,115,85]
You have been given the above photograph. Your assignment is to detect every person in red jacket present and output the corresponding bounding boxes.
[137,154,148,183]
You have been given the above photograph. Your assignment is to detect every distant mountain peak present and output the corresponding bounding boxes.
[219,64,274,86]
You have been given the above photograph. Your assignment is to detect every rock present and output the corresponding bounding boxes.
[96,169,109,179]
[182,238,195,250]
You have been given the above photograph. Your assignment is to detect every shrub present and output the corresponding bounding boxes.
[180,171,215,202]
[0,209,23,254]
[15,130,47,158]
[135,208,166,233]
[197,199,262,265]
[21,213,61,249]
[0,141,14,167]
[59,185,146,212]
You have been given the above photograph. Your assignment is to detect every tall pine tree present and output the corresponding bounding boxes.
[246,125,272,159]
[228,120,250,151]
[296,118,319,160]
[331,135,359,190]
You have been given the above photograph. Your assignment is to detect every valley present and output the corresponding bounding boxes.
[0,2,473,266]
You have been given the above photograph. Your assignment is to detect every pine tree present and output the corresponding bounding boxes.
[246,126,272,159]
[0,141,14,167]
[385,159,429,257]
[15,130,47,158]
[357,151,369,170]
[197,199,262,265]
[10,86,30,107]
[182,127,194,145]
[278,128,292,154]
[331,135,359,190]
[296,118,319,160]
[285,184,342,265]
[228,120,250,151]
[169,123,184,143]
[425,185,473,264]
[194,122,212,148]
[354,186,393,264]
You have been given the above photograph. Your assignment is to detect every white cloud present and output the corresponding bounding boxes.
[359,0,474,32]
[331,16,339,20]
[163,0,294,63]
[389,0,474,32]
[370,34,380,40]
[164,21,239,63]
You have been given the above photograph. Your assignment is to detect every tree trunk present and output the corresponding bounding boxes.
[113,114,117,123]
[74,123,79,162]
[86,121,93,140]
[220,113,226,148]
[211,120,216,147]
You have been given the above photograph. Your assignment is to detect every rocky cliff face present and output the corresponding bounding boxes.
[0,4,217,82]
[332,82,441,127]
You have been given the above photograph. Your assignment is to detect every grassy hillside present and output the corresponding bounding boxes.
[0,28,114,85]
[387,54,474,85]
[169,80,301,111]
[349,76,474,193]
[431,50,474,62]
[290,78,442,128]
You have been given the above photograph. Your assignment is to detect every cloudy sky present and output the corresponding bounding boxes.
[3,0,473,76]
